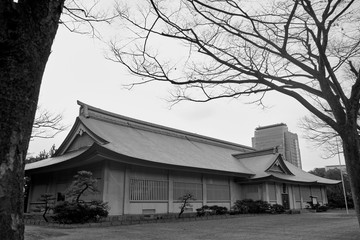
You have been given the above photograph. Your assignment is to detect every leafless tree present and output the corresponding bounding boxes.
[300,64,360,158]
[110,0,360,226]
[61,0,117,38]
[300,113,341,158]
[31,107,67,139]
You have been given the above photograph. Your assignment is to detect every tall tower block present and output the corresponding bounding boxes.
[252,123,302,169]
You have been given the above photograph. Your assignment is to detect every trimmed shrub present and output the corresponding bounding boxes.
[196,205,211,217]
[316,205,328,212]
[269,204,285,214]
[232,199,272,214]
[52,200,109,224]
[210,205,228,215]
[254,200,271,213]
[196,205,228,216]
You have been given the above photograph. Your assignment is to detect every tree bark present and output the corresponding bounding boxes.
[342,127,360,226]
[0,1,64,239]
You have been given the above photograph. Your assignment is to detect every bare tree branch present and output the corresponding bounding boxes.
[110,0,360,131]
[31,107,68,139]
[60,0,119,38]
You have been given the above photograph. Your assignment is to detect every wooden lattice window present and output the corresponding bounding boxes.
[207,184,230,201]
[173,182,202,200]
[130,179,168,201]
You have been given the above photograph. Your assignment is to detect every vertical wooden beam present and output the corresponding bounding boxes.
[299,185,303,209]
[264,183,270,202]
[289,185,295,209]
[168,171,173,213]
[102,160,109,204]
[229,177,236,207]
[276,183,281,204]
[202,174,207,206]
[228,177,233,209]
[123,165,130,215]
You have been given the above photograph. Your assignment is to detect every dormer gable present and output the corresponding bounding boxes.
[55,118,108,156]
[66,131,95,152]
[266,154,294,175]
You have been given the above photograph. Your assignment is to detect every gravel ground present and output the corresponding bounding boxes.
[25,210,360,240]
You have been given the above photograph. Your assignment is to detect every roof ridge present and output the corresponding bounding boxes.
[232,147,278,159]
[77,101,254,152]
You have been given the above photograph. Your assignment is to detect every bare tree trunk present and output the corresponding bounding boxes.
[342,128,360,226]
[0,1,64,239]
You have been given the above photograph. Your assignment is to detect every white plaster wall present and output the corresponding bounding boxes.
[172,171,202,183]
[130,165,167,180]
[230,179,241,203]
[129,202,168,214]
[104,161,125,215]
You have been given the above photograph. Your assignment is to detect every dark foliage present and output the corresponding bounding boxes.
[232,199,272,214]
[52,170,108,224]
[196,205,228,217]
[309,168,354,209]
[52,200,109,224]
[317,205,329,212]
[26,144,57,163]
[269,204,285,214]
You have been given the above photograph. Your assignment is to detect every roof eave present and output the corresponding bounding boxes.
[235,174,341,185]
[27,143,255,178]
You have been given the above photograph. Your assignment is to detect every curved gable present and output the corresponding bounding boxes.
[55,117,108,156]
[266,155,294,175]
[66,132,95,152]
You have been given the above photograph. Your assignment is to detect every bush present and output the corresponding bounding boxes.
[254,200,271,213]
[196,205,228,216]
[269,204,285,214]
[196,205,211,217]
[210,205,228,215]
[52,200,109,224]
[232,199,272,214]
[316,205,328,212]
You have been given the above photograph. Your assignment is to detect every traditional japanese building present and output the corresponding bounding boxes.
[25,101,338,215]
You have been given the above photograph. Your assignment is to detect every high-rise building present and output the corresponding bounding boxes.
[252,123,302,169]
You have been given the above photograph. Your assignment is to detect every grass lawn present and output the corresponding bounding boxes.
[25,210,360,240]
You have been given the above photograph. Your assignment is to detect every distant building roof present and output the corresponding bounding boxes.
[325,165,347,172]
[255,123,287,131]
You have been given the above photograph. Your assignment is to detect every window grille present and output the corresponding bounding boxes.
[207,184,230,201]
[173,182,202,200]
[130,179,168,201]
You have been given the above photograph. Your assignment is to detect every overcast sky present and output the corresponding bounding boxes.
[28,23,343,171]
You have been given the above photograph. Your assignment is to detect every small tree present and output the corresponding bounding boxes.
[37,194,55,222]
[178,193,195,218]
[53,171,108,224]
[66,171,99,203]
